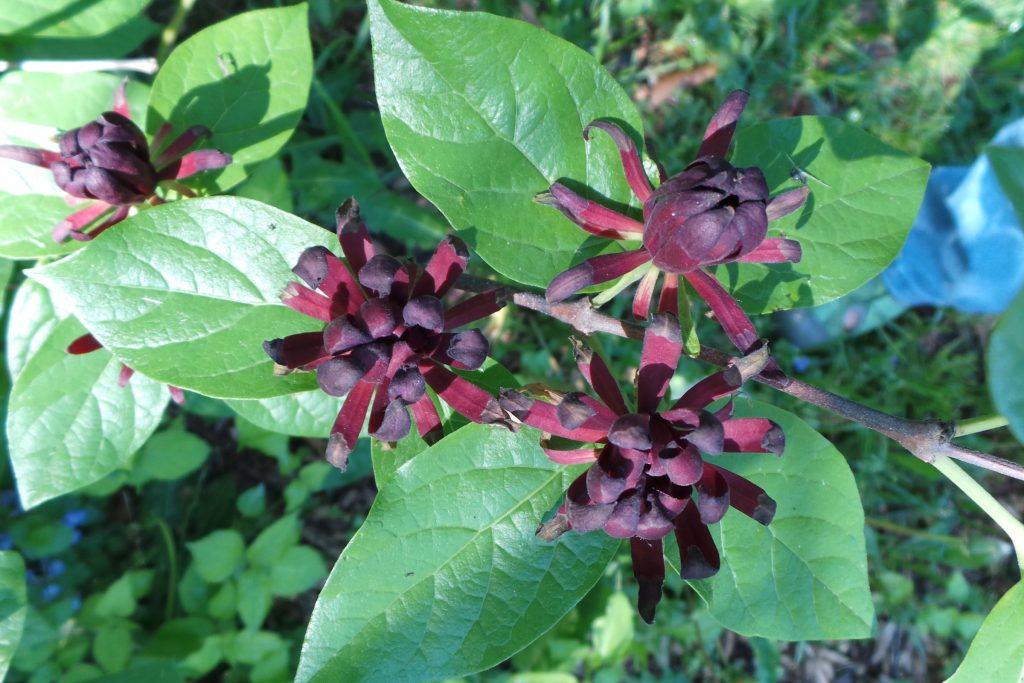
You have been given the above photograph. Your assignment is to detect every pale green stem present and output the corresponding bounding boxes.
[157,0,197,64]
[954,414,1010,438]
[933,455,1024,574]
[591,261,652,307]
[312,79,374,169]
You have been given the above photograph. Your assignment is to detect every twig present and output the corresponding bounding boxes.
[0,58,159,75]
[157,0,197,64]
[460,280,1024,482]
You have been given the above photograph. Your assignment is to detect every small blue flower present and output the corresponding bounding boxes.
[62,509,88,529]
[792,356,812,373]
[70,529,82,545]
[70,595,82,612]
[41,584,61,602]
[43,559,66,579]
[0,534,12,551]
[25,569,39,586]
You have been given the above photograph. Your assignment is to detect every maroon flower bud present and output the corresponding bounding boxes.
[539,90,809,358]
[265,199,509,469]
[513,314,787,623]
[0,82,231,242]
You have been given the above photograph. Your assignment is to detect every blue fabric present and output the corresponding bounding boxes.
[883,119,1024,313]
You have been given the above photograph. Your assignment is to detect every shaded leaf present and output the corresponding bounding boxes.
[6,316,167,508]
[147,5,313,192]
[0,551,27,681]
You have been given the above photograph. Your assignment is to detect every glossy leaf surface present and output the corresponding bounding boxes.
[726,116,929,312]
[30,197,333,399]
[369,0,645,288]
[297,424,618,683]
[6,317,167,508]
[147,5,313,192]
[679,400,874,640]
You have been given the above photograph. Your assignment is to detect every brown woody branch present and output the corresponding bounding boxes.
[457,277,1024,482]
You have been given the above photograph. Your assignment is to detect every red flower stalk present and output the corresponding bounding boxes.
[0,82,231,242]
[501,313,784,623]
[541,91,808,353]
[264,199,509,471]
[67,333,184,404]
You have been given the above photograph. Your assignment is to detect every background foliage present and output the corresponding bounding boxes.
[1,0,1023,681]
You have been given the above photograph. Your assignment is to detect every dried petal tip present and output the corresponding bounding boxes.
[636,578,663,624]
[608,414,652,450]
[752,493,777,525]
[317,357,367,397]
[446,329,489,370]
[761,423,785,455]
[556,392,596,430]
[292,246,333,289]
[325,433,351,472]
[335,197,362,232]
[499,389,534,420]
[371,401,412,442]
[536,512,571,541]
[389,366,426,405]
[403,295,445,332]
[323,317,371,354]
[358,255,402,296]
[679,545,719,580]
[262,339,285,365]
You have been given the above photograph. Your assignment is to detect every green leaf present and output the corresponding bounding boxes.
[0,193,80,260]
[85,661,185,683]
[0,257,12,309]
[226,390,342,438]
[296,423,619,683]
[726,116,929,312]
[95,574,136,618]
[237,484,267,518]
[187,530,245,584]
[132,422,211,482]
[207,581,236,621]
[29,197,333,399]
[947,581,1024,683]
[680,399,873,640]
[233,158,294,213]
[236,570,272,630]
[368,0,645,288]
[6,316,168,508]
[989,288,1024,444]
[147,5,313,193]
[270,546,327,597]
[0,552,27,681]
[6,278,65,380]
[93,624,133,673]
[0,72,150,131]
[592,592,634,662]
[987,146,1024,226]
[247,514,300,568]
[0,0,151,38]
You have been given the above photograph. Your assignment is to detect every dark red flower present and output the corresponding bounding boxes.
[67,333,184,404]
[264,199,509,471]
[502,313,784,623]
[0,82,231,242]
[541,91,808,353]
